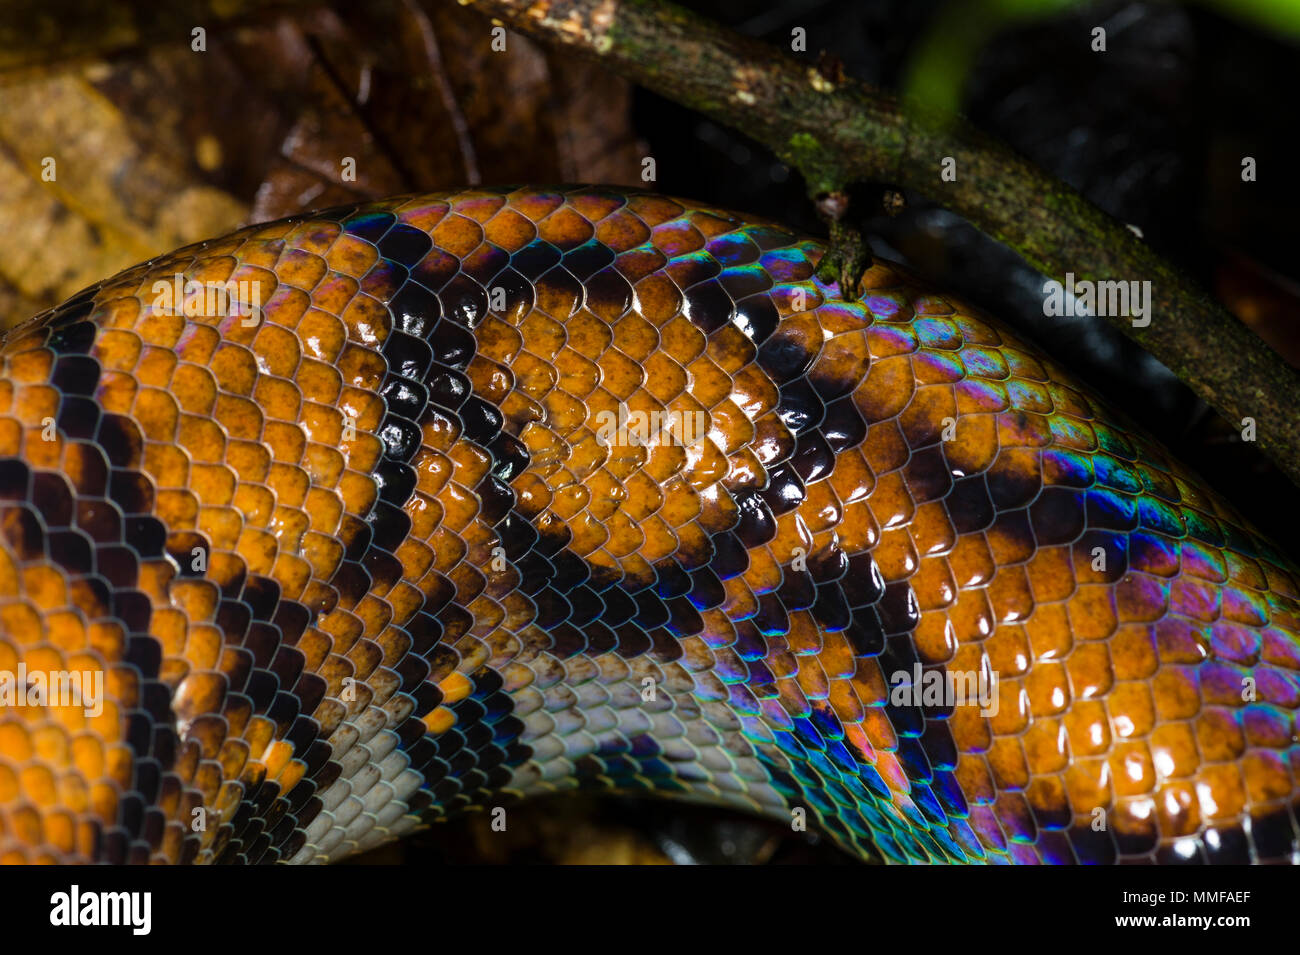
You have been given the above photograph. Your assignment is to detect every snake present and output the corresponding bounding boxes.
[0,184,1297,866]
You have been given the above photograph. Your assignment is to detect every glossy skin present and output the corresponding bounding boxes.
[1,186,1298,865]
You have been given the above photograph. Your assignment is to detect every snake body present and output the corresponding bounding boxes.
[1,185,1298,865]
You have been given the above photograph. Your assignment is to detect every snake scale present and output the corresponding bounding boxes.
[1,185,1298,865]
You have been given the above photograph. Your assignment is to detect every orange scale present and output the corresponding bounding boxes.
[1064,696,1113,757]
[21,427,65,473]
[608,314,660,364]
[984,619,1031,676]
[827,674,866,722]
[583,471,626,522]
[14,384,60,431]
[716,576,756,623]
[232,524,278,576]
[986,678,1029,737]
[481,207,537,252]
[0,719,32,764]
[211,389,262,441]
[302,442,347,486]
[19,567,68,615]
[709,400,758,458]
[42,611,87,656]
[1151,780,1202,839]
[681,356,733,407]
[249,322,303,377]
[1239,750,1295,805]
[987,736,1031,791]
[273,246,329,292]
[323,234,380,281]
[874,749,911,795]
[296,531,343,584]
[1107,741,1158,799]
[561,514,608,558]
[671,522,713,565]
[136,343,182,387]
[353,595,395,641]
[767,510,809,562]
[229,476,279,525]
[331,619,374,667]
[564,315,613,369]
[1021,655,1071,716]
[465,357,514,406]
[625,194,685,228]
[92,295,143,334]
[625,470,670,519]
[686,484,731,535]
[571,430,615,480]
[217,738,251,784]
[1148,667,1203,722]
[6,806,43,848]
[58,766,91,811]
[451,192,508,223]
[1146,721,1201,782]
[5,348,55,386]
[1063,633,1117,699]
[267,551,310,603]
[1027,544,1079,602]
[532,206,591,249]
[681,437,726,492]
[989,565,1035,624]
[1192,761,1247,822]
[0,415,18,456]
[1062,585,1117,641]
[421,706,457,737]
[727,368,777,425]
[793,488,841,544]
[395,198,452,231]
[897,384,956,449]
[0,607,42,653]
[337,293,390,349]
[171,362,225,417]
[564,192,624,224]
[911,348,965,387]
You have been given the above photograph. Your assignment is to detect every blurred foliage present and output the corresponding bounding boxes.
[902,0,1300,116]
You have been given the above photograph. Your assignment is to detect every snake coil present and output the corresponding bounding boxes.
[0,186,1297,865]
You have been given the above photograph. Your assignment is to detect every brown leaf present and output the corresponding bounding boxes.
[0,0,639,331]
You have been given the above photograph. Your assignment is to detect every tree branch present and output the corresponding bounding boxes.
[458,0,1300,488]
